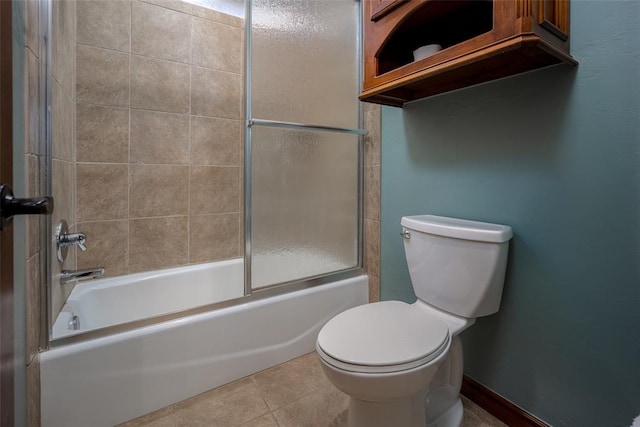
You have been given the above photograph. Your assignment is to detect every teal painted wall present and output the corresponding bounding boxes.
[380,2,640,426]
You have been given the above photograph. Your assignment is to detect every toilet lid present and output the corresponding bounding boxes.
[317,301,450,373]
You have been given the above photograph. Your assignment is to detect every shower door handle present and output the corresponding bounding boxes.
[0,184,54,231]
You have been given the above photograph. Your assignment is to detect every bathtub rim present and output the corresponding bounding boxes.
[47,265,365,348]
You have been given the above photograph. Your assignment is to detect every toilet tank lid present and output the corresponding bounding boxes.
[401,215,512,243]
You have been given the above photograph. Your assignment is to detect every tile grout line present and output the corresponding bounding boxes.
[127,0,133,275]
[187,11,191,265]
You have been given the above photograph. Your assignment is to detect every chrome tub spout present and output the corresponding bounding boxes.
[60,267,105,285]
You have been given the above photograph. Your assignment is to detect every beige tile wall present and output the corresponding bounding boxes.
[73,0,245,280]
[363,102,381,302]
[51,0,382,318]
[51,0,78,321]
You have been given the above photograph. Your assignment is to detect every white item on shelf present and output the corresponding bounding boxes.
[413,44,442,61]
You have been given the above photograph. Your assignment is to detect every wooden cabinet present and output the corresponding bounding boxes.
[360,0,577,106]
[369,0,405,21]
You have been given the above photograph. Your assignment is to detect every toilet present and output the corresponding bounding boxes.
[316,215,512,427]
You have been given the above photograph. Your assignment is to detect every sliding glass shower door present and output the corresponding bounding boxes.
[247,0,363,289]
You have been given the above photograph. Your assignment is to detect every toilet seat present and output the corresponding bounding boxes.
[317,301,450,374]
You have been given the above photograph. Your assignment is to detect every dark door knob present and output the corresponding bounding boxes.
[0,184,53,231]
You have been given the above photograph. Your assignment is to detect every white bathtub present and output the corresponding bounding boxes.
[41,260,368,427]
[51,259,245,338]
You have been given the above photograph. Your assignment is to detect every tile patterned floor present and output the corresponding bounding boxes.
[119,352,507,427]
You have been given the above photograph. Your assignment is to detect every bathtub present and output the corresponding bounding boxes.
[51,259,245,338]
[40,259,368,427]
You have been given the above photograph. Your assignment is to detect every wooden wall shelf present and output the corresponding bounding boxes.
[360,0,577,107]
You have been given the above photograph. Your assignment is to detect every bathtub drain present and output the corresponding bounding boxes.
[68,314,81,330]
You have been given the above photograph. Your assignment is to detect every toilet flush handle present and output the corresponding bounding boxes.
[400,229,411,239]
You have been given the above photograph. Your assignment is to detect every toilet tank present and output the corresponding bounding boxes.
[401,215,512,318]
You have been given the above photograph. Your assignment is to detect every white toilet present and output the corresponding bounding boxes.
[316,215,512,427]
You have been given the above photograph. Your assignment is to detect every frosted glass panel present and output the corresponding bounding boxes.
[251,0,360,128]
[251,127,359,289]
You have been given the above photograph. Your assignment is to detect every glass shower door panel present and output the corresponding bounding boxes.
[251,0,360,129]
[251,127,359,289]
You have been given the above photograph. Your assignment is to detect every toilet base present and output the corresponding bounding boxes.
[346,395,463,427]
[348,393,427,427]
[425,397,463,427]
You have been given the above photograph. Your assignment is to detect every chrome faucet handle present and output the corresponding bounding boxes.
[74,233,87,251]
[56,221,88,263]
[76,237,87,252]
[60,232,87,251]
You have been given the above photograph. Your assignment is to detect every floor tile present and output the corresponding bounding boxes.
[252,352,330,410]
[121,352,508,427]
[271,381,349,427]
[179,378,271,426]
[239,413,280,427]
[120,378,269,427]
[118,404,205,427]
[462,395,508,427]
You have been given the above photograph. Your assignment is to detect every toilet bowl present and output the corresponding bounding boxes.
[316,215,512,427]
[317,300,473,427]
